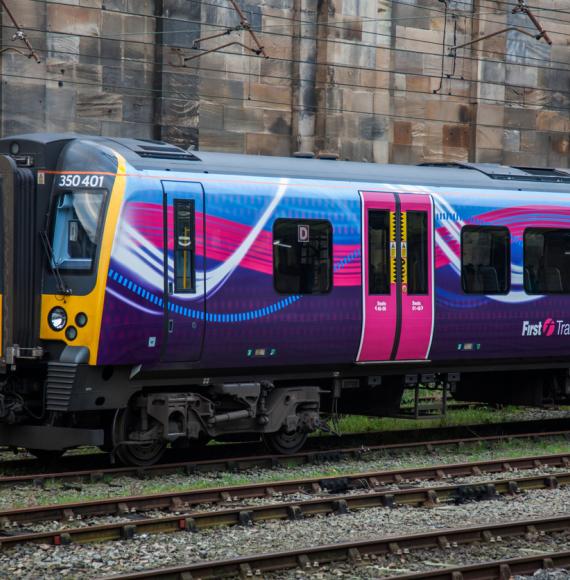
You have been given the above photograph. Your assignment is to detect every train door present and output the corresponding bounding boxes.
[357,191,434,362]
[161,181,205,362]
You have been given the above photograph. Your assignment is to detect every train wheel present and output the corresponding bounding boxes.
[262,428,308,454]
[171,433,211,451]
[28,449,65,463]
[112,408,166,467]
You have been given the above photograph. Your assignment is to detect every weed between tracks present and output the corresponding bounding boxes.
[0,405,568,510]
[329,405,527,434]
[4,433,570,511]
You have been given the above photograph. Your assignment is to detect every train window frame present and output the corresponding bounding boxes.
[173,199,196,294]
[273,218,333,295]
[461,225,511,295]
[50,188,108,274]
[406,210,429,296]
[368,209,391,296]
[523,227,570,295]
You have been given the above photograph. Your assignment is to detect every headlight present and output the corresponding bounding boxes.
[48,307,67,331]
[75,312,88,327]
[65,326,77,341]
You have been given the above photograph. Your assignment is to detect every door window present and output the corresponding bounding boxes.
[406,211,428,295]
[174,199,195,293]
[368,210,391,295]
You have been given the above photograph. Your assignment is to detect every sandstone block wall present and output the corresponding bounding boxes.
[1,0,569,166]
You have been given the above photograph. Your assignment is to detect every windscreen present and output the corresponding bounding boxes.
[51,189,106,271]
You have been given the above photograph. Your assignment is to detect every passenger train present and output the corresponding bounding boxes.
[0,133,569,465]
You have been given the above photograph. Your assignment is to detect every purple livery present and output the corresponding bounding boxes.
[0,134,568,465]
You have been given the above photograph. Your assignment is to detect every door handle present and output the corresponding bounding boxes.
[168,319,174,333]
[168,281,174,294]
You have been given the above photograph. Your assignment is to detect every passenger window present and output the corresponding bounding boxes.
[273,219,332,294]
[406,211,428,295]
[368,210,390,295]
[524,228,570,294]
[461,226,510,294]
[174,200,195,293]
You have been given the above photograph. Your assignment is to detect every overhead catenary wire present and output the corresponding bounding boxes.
[186,0,570,35]
[4,16,570,84]
[1,0,567,109]
[6,37,570,114]
[0,0,40,62]
[2,0,566,86]
[11,0,570,63]
[191,0,570,36]
[3,68,569,139]
[5,20,570,112]
[0,1,567,138]
[446,0,570,18]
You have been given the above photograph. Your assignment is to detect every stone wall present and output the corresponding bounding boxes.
[1,0,569,166]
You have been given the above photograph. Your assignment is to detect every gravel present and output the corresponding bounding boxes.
[0,433,568,511]
[269,532,570,578]
[0,407,568,577]
[2,463,570,536]
[2,479,570,577]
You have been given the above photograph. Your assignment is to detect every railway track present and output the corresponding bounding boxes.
[1,416,568,476]
[0,427,568,489]
[2,456,570,548]
[386,551,570,579]
[1,451,569,526]
[100,514,570,579]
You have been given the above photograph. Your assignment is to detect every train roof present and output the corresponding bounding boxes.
[5,133,570,193]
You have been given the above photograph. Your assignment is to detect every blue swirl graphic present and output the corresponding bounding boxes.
[108,247,360,323]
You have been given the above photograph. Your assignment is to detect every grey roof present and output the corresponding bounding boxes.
[4,133,570,193]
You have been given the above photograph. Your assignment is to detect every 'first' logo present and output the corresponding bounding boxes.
[521,319,556,337]
[542,318,556,336]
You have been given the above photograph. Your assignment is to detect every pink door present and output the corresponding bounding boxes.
[357,191,434,362]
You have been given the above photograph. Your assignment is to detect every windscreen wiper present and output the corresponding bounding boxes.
[40,230,72,296]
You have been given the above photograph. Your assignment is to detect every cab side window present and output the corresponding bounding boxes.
[273,219,333,294]
[461,226,510,294]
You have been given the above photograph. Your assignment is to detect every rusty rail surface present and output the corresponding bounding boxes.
[2,467,570,548]
[1,451,569,526]
[101,515,570,579]
[0,427,568,489]
[384,551,570,579]
[1,417,568,478]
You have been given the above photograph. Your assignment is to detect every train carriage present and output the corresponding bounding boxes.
[0,133,568,465]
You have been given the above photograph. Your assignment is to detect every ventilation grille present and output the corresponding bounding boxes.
[137,151,198,160]
[418,162,570,183]
[46,363,78,412]
[114,139,200,161]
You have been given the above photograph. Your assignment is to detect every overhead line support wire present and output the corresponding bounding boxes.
[449,0,552,54]
[450,25,543,54]
[512,0,552,45]
[4,0,566,67]
[188,0,268,61]
[0,0,40,63]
